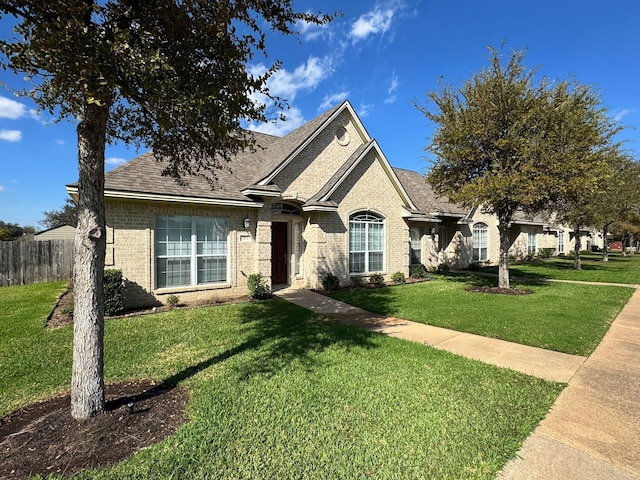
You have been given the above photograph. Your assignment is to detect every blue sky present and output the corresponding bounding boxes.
[1,0,639,228]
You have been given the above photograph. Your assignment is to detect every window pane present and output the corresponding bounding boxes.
[157,258,191,288]
[368,223,384,252]
[197,257,227,284]
[369,252,383,271]
[349,252,365,273]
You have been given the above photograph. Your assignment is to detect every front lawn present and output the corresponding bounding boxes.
[484,252,640,284]
[330,276,632,356]
[0,282,562,479]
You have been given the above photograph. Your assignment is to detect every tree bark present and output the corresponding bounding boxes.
[71,103,108,420]
[573,223,582,270]
[497,215,510,289]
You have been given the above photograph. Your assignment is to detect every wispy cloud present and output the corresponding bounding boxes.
[0,129,22,142]
[106,157,127,166]
[268,56,332,100]
[349,4,397,42]
[612,108,635,122]
[359,103,374,117]
[56,139,66,145]
[385,72,399,104]
[247,107,306,136]
[319,91,350,111]
[296,18,333,41]
[0,185,5,193]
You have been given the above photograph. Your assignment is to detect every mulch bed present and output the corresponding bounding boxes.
[0,380,189,479]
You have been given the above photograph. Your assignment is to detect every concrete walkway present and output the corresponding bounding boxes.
[276,285,640,479]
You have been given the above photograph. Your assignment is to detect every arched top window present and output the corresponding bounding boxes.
[350,212,384,223]
[271,202,301,216]
[472,222,488,262]
[349,211,384,273]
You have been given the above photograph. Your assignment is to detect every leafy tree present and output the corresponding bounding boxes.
[40,198,79,229]
[0,220,35,240]
[1,1,332,420]
[416,47,621,286]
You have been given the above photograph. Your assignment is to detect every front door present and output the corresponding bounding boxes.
[271,222,288,284]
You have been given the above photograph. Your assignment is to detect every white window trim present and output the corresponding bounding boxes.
[349,212,385,274]
[472,222,488,262]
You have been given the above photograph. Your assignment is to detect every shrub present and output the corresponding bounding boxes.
[247,273,271,300]
[104,269,124,316]
[538,247,555,258]
[391,271,406,283]
[166,294,180,308]
[349,275,365,288]
[436,263,450,273]
[368,273,385,286]
[467,262,483,271]
[410,265,429,279]
[322,272,340,292]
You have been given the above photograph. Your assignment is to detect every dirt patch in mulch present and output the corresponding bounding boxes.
[0,380,189,480]
[466,286,534,295]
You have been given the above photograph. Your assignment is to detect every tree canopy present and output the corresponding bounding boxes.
[40,198,79,229]
[1,0,333,420]
[416,47,622,286]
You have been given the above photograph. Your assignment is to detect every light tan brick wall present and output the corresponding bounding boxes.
[273,112,367,200]
[105,198,260,308]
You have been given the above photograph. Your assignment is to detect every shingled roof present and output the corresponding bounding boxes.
[392,168,468,217]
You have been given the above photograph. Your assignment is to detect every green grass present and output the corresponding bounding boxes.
[484,252,640,284]
[0,282,562,479]
[330,276,633,356]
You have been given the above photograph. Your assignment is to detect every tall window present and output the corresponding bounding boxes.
[349,212,384,273]
[410,227,422,265]
[472,222,488,262]
[527,229,537,256]
[558,230,565,253]
[156,215,228,288]
[294,221,303,276]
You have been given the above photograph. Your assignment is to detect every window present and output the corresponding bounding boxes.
[527,229,537,256]
[558,230,565,253]
[294,221,303,276]
[271,203,301,215]
[410,227,422,265]
[156,215,228,288]
[472,222,488,262]
[349,212,384,273]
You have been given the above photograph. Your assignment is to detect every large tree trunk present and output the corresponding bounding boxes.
[71,103,108,420]
[497,215,510,289]
[573,223,582,270]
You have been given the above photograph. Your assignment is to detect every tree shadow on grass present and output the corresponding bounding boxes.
[159,299,378,389]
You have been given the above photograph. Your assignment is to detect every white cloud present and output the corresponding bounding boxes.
[106,157,127,166]
[613,108,635,122]
[247,107,306,136]
[0,96,27,119]
[0,185,4,192]
[267,56,331,100]
[0,129,22,142]
[350,6,396,42]
[319,91,350,111]
[385,72,399,104]
[359,103,374,117]
[56,139,66,145]
[296,18,331,41]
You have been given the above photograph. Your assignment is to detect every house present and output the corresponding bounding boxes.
[34,224,76,241]
[66,100,602,309]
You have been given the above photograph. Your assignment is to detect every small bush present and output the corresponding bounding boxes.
[410,265,429,279]
[369,273,385,286]
[538,247,555,258]
[104,269,124,316]
[391,271,406,283]
[467,262,483,271]
[436,263,450,273]
[322,272,340,292]
[166,294,180,308]
[591,245,601,252]
[350,276,365,288]
[247,273,271,300]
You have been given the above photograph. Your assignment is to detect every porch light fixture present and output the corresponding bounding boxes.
[243,216,251,230]
[430,227,437,235]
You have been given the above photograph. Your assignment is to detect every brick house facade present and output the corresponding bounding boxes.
[67,100,604,308]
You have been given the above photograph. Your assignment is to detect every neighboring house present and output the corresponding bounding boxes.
[34,224,76,241]
[65,100,602,309]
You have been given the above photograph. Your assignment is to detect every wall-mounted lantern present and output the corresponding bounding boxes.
[243,216,251,230]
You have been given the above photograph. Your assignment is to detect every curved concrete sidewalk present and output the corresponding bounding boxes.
[277,285,640,479]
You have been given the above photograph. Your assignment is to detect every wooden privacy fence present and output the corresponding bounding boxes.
[0,239,75,286]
